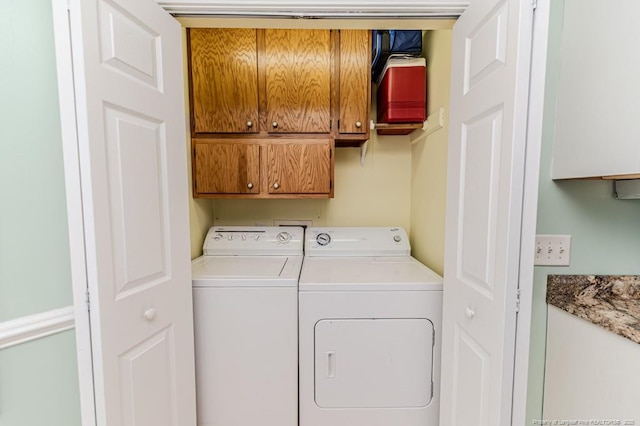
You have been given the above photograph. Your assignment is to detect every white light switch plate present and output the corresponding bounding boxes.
[535,234,572,266]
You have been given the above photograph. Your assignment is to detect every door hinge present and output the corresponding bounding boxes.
[86,289,91,312]
[330,120,333,130]
[337,119,340,129]
[515,289,521,313]
[431,381,434,399]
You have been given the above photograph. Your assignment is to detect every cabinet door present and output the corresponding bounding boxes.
[265,29,331,134]
[194,142,260,194]
[339,30,371,136]
[189,29,259,134]
[267,141,332,194]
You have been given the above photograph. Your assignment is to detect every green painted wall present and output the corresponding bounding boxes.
[527,0,640,423]
[0,331,81,426]
[0,0,73,322]
[0,0,81,424]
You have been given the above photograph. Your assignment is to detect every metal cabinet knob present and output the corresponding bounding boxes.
[272,121,278,128]
[273,182,280,189]
[246,121,253,128]
[144,308,157,321]
[355,121,362,128]
[247,182,253,189]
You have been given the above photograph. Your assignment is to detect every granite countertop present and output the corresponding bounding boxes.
[547,275,640,344]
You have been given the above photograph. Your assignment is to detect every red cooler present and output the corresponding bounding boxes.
[376,57,426,123]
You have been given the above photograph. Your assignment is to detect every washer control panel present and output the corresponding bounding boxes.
[203,226,304,256]
[305,227,410,257]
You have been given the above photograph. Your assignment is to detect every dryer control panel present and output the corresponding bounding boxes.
[305,227,410,257]
[203,226,304,256]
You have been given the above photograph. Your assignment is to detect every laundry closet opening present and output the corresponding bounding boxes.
[178,16,454,277]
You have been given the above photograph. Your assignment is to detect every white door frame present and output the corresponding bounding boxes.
[512,0,550,424]
[52,1,548,425]
[51,1,96,425]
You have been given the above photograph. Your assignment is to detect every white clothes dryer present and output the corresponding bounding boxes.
[191,226,303,426]
[299,227,443,426]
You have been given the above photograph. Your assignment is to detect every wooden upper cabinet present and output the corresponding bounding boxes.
[189,29,259,134]
[194,142,260,194]
[339,30,371,137]
[264,29,332,134]
[267,141,333,194]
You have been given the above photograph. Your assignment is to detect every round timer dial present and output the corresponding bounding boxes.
[276,232,292,243]
[316,233,331,246]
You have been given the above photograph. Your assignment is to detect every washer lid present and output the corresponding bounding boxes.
[299,256,442,291]
[192,255,302,287]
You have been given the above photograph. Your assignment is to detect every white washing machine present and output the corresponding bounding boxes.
[299,227,443,426]
[191,226,303,426]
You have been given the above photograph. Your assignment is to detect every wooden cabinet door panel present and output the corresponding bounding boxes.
[195,143,260,194]
[190,29,259,133]
[267,142,331,194]
[265,29,331,134]
[339,30,370,135]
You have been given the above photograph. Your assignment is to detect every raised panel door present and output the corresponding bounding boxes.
[189,28,259,134]
[267,141,332,194]
[59,0,197,423]
[265,29,331,134]
[339,30,371,137]
[440,0,534,424]
[194,142,260,194]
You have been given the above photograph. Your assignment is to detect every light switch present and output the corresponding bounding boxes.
[534,234,572,266]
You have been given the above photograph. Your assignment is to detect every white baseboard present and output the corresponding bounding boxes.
[0,306,75,350]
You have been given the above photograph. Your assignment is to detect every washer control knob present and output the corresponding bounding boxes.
[241,234,247,241]
[393,234,402,242]
[254,234,260,241]
[227,234,233,241]
[276,231,292,243]
[316,233,331,246]
[213,233,223,241]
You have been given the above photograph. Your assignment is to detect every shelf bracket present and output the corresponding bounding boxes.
[410,107,445,144]
[360,140,369,167]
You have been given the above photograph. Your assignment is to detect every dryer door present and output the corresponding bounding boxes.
[314,318,434,408]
